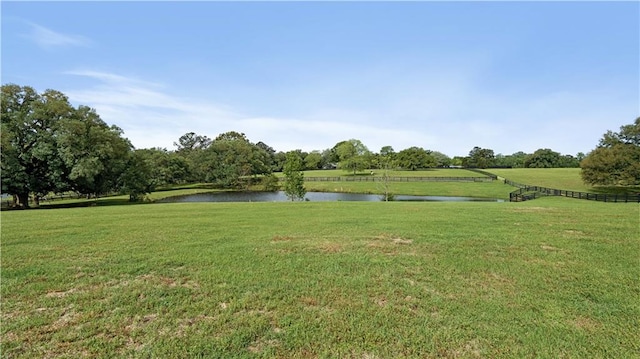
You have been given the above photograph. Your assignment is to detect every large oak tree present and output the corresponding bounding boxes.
[1,84,141,207]
[581,118,640,186]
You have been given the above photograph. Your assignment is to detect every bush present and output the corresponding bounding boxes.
[261,174,280,192]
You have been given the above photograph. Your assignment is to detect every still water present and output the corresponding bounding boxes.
[157,191,504,203]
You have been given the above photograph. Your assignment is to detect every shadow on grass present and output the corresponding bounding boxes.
[37,197,149,209]
[589,186,640,195]
[153,183,219,191]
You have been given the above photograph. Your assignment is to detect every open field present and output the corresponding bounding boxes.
[290,168,512,199]
[486,168,640,195]
[2,198,638,358]
[301,169,487,178]
[487,168,588,191]
[303,181,511,199]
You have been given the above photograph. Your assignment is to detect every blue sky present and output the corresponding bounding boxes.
[2,1,638,157]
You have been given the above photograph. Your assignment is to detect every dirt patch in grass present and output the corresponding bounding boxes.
[248,337,280,354]
[50,305,80,331]
[374,296,388,307]
[540,244,569,254]
[133,273,200,290]
[570,316,600,331]
[366,233,413,255]
[369,233,413,246]
[124,313,158,333]
[391,238,412,245]
[562,229,587,238]
[447,339,483,358]
[319,242,343,253]
[271,235,295,242]
[45,288,78,298]
[299,296,318,307]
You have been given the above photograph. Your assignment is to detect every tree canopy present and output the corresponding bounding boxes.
[464,146,495,168]
[395,147,436,170]
[1,84,145,207]
[581,118,640,186]
[282,151,306,201]
[335,139,371,174]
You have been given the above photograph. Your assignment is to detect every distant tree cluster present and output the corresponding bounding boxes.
[458,146,583,169]
[3,84,635,208]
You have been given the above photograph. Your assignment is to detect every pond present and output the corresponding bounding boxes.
[157,191,505,203]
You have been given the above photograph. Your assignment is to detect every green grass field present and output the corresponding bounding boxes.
[303,181,511,199]
[293,168,510,199]
[301,169,486,178]
[486,168,640,195]
[486,168,588,191]
[2,198,638,358]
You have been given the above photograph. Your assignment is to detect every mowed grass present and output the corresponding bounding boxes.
[302,169,486,178]
[487,168,640,195]
[487,168,588,191]
[303,181,512,199]
[2,199,638,358]
[300,168,512,199]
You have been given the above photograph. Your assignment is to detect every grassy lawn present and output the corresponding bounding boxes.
[486,168,640,195]
[303,181,512,199]
[2,198,638,358]
[486,168,588,191]
[36,188,221,209]
[302,169,486,178]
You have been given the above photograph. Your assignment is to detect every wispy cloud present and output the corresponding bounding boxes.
[26,22,91,49]
[62,70,433,152]
[62,69,635,156]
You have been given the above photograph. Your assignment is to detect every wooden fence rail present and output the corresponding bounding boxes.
[506,180,640,203]
[303,176,495,183]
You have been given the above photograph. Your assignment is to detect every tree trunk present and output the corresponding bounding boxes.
[17,192,30,208]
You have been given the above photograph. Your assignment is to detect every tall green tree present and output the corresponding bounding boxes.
[304,151,324,170]
[119,150,155,201]
[497,151,528,168]
[1,84,136,207]
[429,150,451,168]
[174,132,212,182]
[282,151,306,201]
[174,132,211,153]
[464,146,495,168]
[395,147,436,170]
[336,139,371,174]
[255,141,277,171]
[524,148,562,168]
[57,106,132,198]
[1,85,74,207]
[137,148,191,186]
[204,131,272,189]
[581,118,640,186]
[377,146,395,201]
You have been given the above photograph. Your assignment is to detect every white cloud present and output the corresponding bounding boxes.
[62,69,636,157]
[63,70,428,152]
[26,22,91,49]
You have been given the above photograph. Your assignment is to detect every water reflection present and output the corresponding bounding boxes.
[157,191,504,203]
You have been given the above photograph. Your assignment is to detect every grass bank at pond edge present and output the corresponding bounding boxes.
[2,198,638,357]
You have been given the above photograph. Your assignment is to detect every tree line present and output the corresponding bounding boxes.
[2,84,638,208]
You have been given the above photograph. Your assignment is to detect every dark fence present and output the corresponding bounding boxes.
[505,180,640,203]
[304,176,495,183]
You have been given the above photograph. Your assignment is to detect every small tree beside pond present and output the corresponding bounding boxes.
[283,151,306,201]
